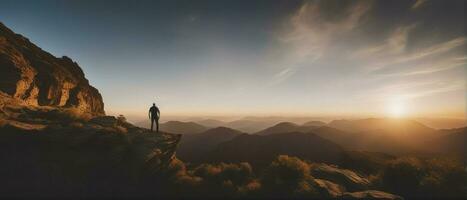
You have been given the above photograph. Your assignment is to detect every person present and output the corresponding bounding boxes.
[148,103,160,132]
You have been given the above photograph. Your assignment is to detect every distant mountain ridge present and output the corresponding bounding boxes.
[160,121,209,134]
[196,119,226,127]
[327,118,435,134]
[303,120,327,126]
[255,122,320,135]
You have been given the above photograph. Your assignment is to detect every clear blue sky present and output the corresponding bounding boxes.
[1,0,465,120]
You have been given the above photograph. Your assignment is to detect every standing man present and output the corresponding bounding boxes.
[149,103,160,132]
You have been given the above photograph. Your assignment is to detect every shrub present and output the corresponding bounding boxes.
[260,155,319,198]
[193,162,253,186]
[381,157,424,196]
[380,156,467,199]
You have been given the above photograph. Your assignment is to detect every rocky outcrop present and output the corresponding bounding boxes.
[311,163,370,191]
[0,105,181,198]
[310,164,403,199]
[0,22,104,117]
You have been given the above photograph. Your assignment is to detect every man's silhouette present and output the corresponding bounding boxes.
[149,103,160,132]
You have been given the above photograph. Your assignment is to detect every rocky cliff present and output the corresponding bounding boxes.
[0,22,183,198]
[0,22,104,117]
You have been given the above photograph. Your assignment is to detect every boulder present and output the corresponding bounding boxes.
[314,178,346,197]
[311,163,370,191]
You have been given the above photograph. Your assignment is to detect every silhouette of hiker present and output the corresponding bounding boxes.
[149,103,160,132]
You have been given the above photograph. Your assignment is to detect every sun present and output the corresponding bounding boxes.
[387,97,407,118]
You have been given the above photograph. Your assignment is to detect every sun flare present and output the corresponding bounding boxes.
[387,97,407,118]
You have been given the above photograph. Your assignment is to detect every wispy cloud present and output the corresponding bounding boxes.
[272,0,372,85]
[351,24,416,58]
[389,37,466,65]
[270,67,297,85]
[373,57,466,77]
[412,0,428,10]
[407,81,464,99]
[361,36,466,71]
[358,79,465,102]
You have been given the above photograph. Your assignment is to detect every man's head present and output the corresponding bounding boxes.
[152,103,155,106]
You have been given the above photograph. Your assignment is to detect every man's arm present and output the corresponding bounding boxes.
[156,107,160,118]
[148,109,151,119]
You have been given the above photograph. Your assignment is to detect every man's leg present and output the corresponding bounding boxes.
[156,119,159,133]
[151,118,154,132]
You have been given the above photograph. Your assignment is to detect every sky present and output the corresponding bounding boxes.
[0,0,465,121]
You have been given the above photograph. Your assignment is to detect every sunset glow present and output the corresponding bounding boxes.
[1,0,464,127]
[0,1,466,199]
[387,97,407,118]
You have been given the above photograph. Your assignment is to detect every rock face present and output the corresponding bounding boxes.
[311,163,370,191]
[0,22,104,117]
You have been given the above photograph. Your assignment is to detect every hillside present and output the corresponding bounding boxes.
[206,132,345,168]
[426,127,466,158]
[177,126,243,162]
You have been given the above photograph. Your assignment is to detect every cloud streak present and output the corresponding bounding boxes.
[373,57,466,77]
[412,0,428,10]
[272,0,372,85]
[351,24,416,59]
[360,36,466,71]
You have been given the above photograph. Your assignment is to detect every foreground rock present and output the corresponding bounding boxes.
[343,190,403,200]
[309,164,402,199]
[314,178,346,197]
[311,163,370,191]
[0,22,104,117]
[0,106,181,198]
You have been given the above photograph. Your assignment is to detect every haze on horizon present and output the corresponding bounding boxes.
[1,0,465,124]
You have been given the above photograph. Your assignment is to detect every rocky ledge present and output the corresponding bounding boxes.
[0,105,181,198]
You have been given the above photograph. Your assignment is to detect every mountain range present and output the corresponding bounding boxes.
[175,118,466,162]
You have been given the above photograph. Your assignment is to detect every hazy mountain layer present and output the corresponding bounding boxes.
[177,126,243,162]
[160,121,209,134]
